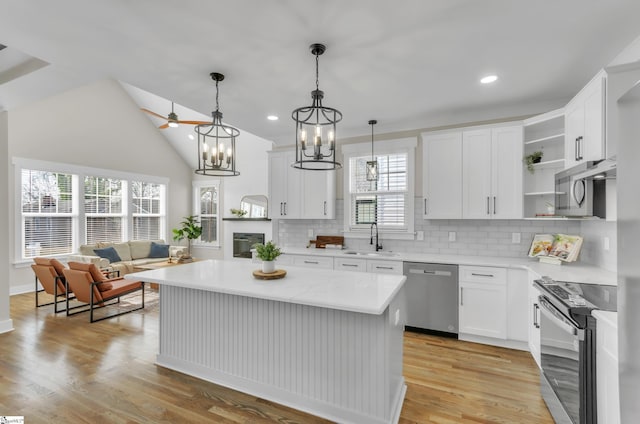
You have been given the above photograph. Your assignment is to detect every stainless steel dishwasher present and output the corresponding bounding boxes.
[403,262,459,337]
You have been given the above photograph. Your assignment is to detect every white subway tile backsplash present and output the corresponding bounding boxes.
[276,198,612,265]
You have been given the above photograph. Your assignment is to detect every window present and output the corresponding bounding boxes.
[194,181,220,246]
[15,158,169,262]
[84,176,125,244]
[343,138,416,238]
[132,181,164,241]
[21,169,76,258]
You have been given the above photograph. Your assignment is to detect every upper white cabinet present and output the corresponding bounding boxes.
[462,125,523,219]
[564,71,606,167]
[522,109,565,218]
[268,150,302,218]
[422,131,463,219]
[268,150,335,219]
[302,167,336,219]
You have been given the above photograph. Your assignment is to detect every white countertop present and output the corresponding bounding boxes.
[281,247,618,286]
[125,259,406,315]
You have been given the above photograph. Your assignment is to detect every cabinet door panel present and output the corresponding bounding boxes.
[462,129,492,219]
[303,169,335,219]
[491,126,523,219]
[459,281,507,339]
[423,132,462,218]
[583,76,605,162]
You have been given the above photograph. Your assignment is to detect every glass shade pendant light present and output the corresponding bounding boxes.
[195,72,240,177]
[366,119,378,181]
[292,43,343,171]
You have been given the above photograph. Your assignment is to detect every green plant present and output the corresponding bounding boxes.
[252,240,281,261]
[230,208,247,217]
[524,151,543,173]
[172,215,202,256]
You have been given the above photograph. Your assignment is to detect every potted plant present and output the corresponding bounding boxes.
[253,240,281,273]
[524,151,543,174]
[172,215,202,262]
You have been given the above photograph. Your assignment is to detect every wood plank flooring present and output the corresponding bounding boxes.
[0,290,553,423]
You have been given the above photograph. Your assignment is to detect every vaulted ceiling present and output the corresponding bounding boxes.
[1,1,640,145]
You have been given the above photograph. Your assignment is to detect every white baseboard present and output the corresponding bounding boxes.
[459,333,529,351]
[10,283,33,296]
[0,318,14,334]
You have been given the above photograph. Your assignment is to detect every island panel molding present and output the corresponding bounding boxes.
[128,260,407,424]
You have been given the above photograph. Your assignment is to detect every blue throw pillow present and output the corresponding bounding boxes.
[93,246,122,263]
[149,242,170,258]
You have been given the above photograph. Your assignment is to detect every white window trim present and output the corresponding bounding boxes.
[13,157,169,264]
[192,180,221,248]
[342,137,417,240]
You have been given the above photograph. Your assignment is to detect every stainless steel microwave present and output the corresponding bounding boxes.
[554,160,615,218]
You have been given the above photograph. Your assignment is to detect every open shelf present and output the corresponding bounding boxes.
[524,133,564,146]
[222,217,272,221]
[524,191,565,196]
[533,158,565,169]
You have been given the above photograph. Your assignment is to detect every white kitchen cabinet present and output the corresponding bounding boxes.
[366,260,403,275]
[564,71,606,167]
[268,150,301,218]
[422,131,463,219]
[291,254,334,269]
[333,257,367,272]
[302,168,336,219]
[528,274,542,368]
[594,311,620,424]
[458,266,507,339]
[268,150,335,219]
[506,269,528,343]
[462,126,523,219]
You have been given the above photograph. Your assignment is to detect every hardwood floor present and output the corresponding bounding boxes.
[0,290,553,423]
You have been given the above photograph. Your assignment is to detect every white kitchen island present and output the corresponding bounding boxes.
[126,259,407,424]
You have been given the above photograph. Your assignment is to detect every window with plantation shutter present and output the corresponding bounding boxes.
[21,169,76,258]
[343,137,416,238]
[84,176,125,244]
[132,181,165,241]
[194,180,220,246]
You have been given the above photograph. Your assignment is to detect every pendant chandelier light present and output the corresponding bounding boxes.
[195,72,240,177]
[366,120,378,181]
[292,43,343,171]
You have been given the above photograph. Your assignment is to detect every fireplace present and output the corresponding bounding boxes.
[233,232,265,259]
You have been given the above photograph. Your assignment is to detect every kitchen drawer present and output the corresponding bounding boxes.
[291,255,334,269]
[367,260,403,275]
[334,257,367,272]
[459,265,506,284]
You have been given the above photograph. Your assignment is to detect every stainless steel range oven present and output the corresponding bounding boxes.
[535,278,617,424]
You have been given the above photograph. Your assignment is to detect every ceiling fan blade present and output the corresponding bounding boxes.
[141,108,168,120]
[158,123,170,129]
[178,120,210,125]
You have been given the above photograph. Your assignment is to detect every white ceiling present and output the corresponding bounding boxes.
[1,0,640,144]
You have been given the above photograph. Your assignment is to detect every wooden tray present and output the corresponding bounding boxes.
[252,269,287,280]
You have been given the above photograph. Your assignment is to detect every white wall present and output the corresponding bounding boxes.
[0,111,13,333]
[192,130,273,260]
[8,79,193,292]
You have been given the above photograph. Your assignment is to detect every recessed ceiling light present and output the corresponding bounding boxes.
[188,134,195,140]
[267,115,279,121]
[480,75,498,84]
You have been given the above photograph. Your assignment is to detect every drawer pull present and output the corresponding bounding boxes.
[304,260,319,264]
[376,266,394,270]
[471,273,494,277]
[342,264,358,267]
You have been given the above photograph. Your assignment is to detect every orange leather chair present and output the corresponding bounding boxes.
[63,261,145,323]
[31,257,74,313]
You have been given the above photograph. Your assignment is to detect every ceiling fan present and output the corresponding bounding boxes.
[141,101,209,129]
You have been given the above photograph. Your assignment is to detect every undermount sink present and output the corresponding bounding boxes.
[343,251,399,257]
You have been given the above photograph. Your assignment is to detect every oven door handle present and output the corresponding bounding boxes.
[539,296,578,336]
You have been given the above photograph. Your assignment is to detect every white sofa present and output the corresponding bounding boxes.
[68,239,186,275]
